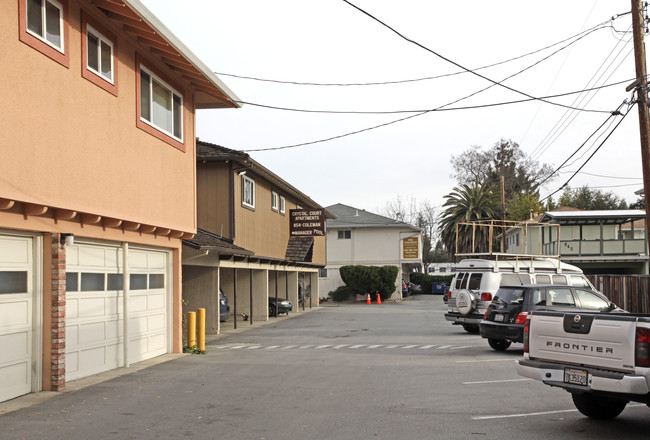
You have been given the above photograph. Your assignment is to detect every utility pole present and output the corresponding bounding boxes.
[501,175,507,253]
[631,0,650,272]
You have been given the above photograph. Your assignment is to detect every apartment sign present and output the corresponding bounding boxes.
[403,237,419,259]
[290,209,325,236]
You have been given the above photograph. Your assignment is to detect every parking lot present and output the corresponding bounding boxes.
[2,295,650,439]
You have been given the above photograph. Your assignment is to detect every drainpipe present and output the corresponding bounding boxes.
[122,242,130,368]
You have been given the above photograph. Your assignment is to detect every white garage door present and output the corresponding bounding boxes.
[66,242,169,381]
[0,234,37,402]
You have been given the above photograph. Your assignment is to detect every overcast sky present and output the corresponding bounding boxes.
[141,0,644,215]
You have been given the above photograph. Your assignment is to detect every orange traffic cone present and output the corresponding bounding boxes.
[366,293,371,304]
[376,293,382,304]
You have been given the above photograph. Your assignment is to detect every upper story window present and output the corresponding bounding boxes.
[139,65,183,142]
[271,191,278,212]
[19,0,69,67]
[338,230,351,239]
[242,175,255,209]
[26,0,63,52]
[86,25,113,83]
[280,196,286,215]
[81,15,117,96]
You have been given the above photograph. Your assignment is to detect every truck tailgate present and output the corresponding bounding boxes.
[529,312,637,372]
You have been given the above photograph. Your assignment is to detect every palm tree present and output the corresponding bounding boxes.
[438,182,500,256]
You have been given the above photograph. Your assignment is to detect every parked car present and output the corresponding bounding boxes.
[269,297,293,316]
[402,281,409,297]
[407,282,422,294]
[446,257,595,334]
[480,284,622,351]
[219,289,230,322]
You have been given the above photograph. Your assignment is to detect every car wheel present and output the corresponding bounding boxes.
[487,338,511,351]
[269,305,276,317]
[461,324,479,334]
[571,393,628,419]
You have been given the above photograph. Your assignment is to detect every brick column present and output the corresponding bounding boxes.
[51,234,66,390]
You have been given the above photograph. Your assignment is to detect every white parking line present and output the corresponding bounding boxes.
[457,358,515,363]
[463,378,533,385]
[401,345,418,349]
[246,346,263,350]
[332,345,349,349]
[436,345,453,349]
[473,403,646,420]
[314,345,332,349]
[418,345,437,349]
[349,345,366,349]
[367,345,383,349]
[265,346,281,349]
[385,345,400,349]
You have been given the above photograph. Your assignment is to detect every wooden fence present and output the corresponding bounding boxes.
[587,275,650,314]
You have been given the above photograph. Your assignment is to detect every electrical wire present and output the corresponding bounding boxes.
[558,171,642,180]
[234,79,631,116]
[537,103,632,206]
[214,22,612,87]
[341,0,612,114]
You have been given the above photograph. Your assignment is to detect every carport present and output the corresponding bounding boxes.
[181,230,320,337]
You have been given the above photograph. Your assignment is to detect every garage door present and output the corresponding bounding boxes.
[66,242,169,381]
[0,234,37,402]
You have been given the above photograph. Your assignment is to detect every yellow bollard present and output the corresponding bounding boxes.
[187,311,196,348]
[197,308,206,351]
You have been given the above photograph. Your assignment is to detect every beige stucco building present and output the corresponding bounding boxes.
[0,0,238,402]
[319,204,422,300]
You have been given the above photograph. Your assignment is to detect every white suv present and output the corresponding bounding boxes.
[444,258,594,333]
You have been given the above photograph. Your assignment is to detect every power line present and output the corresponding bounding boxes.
[235,79,631,116]
[214,22,612,87]
[537,103,632,206]
[558,171,642,180]
[341,0,612,114]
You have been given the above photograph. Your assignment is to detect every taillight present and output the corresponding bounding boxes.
[514,311,529,325]
[523,316,530,353]
[636,328,650,367]
[481,292,492,302]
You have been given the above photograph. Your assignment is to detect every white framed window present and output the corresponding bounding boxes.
[26,0,64,52]
[338,230,351,239]
[242,175,255,209]
[271,191,278,212]
[280,196,286,215]
[86,25,114,83]
[140,66,183,141]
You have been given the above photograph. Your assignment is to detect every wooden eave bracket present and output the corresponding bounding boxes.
[24,203,48,217]
[0,198,15,210]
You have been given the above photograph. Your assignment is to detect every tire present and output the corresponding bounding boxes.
[269,305,276,317]
[462,324,480,334]
[488,338,511,351]
[571,393,628,420]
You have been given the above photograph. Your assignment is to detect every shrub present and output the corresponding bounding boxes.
[339,265,399,301]
[330,285,355,302]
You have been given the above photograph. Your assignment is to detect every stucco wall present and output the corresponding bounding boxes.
[1,0,196,233]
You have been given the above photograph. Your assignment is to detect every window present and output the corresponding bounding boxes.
[26,0,63,51]
[81,16,117,95]
[139,64,184,145]
[271,191,278,211]
[242,175,255,209]
[19,0,69,67]
[552,275,568,285]
[280,196,286,215]
[574,289,610,311]
[0,271,28,294]
[86,26,113,81]
[570,275,591,288]
[454,272,467,289]
[535,274,551,284]
[338,230,351,239]
[500,273,531,286]
[467,273,482,290]
[319,268,327,278]
[548,287,575,307]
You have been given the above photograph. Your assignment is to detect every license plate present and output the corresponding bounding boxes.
[564,368,588,386]
[494,314,504,322]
